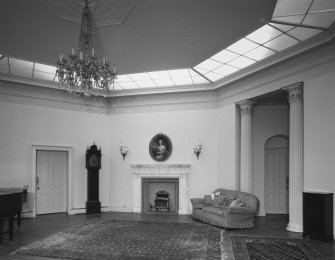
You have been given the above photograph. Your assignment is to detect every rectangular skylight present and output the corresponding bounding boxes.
[147,70,170,79]
[303,11,335,28]
[272,0,313,17]
[309,0,335,13]
[135,79,157,88]
[228,56,256,69]
[129,72,151,81]
[34,71,56,81]
[269,23,295,32]
[118,81,139,89]
[194,59,222,71]
[287,27,322,41]
[246,24,282,44]
[173,76,193,86]
[192,75,210,84]
[34,63,57,74]
[264,34,299,52]
[212,65,239,76]
[210,49,239,64]
[244,46,276,61]
[9,58,34,70]
[226,38,259,55]
[11,67,33,77]
[168,69,190,78]
[153,78,174,87]
[203,71,225,82]
[116,74,133,83]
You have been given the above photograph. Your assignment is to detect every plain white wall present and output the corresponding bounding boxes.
[0,100,111,214]
[107,108,220,213]
[304,73,335,192]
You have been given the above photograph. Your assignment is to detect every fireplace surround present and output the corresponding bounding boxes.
[130,164,190,214]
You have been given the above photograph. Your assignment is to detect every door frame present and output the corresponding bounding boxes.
[31,145,73,217]
[264,135,289,215]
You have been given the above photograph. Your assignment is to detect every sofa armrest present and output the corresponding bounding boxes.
[228,206,256,215]
[191,198,204,209]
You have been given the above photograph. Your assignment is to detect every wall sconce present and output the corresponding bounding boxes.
[120,143,128,160]
[194,141,203,159]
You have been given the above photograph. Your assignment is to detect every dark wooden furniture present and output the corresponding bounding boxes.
[303,191,333,241]
[150,190,170,212]
[0,187,27,244]
[85,144,102,213]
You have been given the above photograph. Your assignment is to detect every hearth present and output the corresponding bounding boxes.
[130,164,190,214]
[142,178,179,213]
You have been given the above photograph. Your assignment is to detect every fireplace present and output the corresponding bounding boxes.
[130,164,190,215]
[142,178,179,213]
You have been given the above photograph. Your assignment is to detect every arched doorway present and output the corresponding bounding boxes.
[264,135,289,214]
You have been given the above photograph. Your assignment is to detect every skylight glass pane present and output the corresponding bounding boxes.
[153,78,175,87]
[168,69,190,78]
[309,0,335,12]
[118,81,139,89]
[34,63,57,74]
[129,72,151,81]
[9,58,34,69]
[189,69,200,77]
[269,23,295,32]
[264,34,299,51]
[193,67,210,75]
[0,65,9,73]
[244,46,276,61]
[192,75,209,84]
[226,38,259,55]
[211,49,240,63]
[273,0,313,17]
[173,77,193,86]
[112,83,123,90]
[303,11,335,28]
[287,27,322,41]
[116,74,133,83]
[0,57,8,66]
[204,72,225,82]
[272,15,305,24]
[246,25,282,44]
[228,56,256,69]
[33,71,56,81]
[135,80,157,88]
[195,59,222,71]
[10,68,32,77]
[212,65,239,76]
[147,70,170,79]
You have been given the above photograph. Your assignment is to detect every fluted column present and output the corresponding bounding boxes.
[283,83,304,232]
[238,100,256,193]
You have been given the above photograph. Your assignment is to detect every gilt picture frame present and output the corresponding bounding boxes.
[149,133,172,162]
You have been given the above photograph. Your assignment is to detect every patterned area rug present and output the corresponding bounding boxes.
[12,219,223,259]
[231,234,322,260]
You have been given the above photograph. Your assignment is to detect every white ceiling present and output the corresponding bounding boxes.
[0,0,276,74]
[0,0,334,93]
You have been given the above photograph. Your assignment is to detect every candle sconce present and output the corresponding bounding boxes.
[194,141,203,159]
[120,143,128,160]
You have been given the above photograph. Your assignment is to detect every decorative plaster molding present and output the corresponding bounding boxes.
[238,100,257,116]
[283,82,303,104]
[42,0,135,27]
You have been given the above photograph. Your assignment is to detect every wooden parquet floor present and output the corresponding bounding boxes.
[0,212,334,259]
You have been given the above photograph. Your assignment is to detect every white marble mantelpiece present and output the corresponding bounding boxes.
[130,164,190,215]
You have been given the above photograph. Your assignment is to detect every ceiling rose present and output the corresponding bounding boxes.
[42,0,135,27]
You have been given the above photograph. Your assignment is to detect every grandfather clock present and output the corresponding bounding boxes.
[85,143,101,213]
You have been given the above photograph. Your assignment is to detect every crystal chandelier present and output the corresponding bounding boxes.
[56,0,117,97]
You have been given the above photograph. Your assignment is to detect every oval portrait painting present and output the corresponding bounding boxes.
[149,133,172,162]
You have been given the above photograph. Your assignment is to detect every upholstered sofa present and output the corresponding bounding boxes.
[191,188,260,229]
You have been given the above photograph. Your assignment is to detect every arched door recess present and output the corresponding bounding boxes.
[264,135,289,214]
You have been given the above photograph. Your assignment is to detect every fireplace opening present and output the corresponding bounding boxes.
[142,178,179,213]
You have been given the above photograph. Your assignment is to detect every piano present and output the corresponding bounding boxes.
[0,187,27,244]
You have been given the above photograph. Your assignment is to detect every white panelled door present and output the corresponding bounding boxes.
[36,150,68,215]
[265,148,289,214]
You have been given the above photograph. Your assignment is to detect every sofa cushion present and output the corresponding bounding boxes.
[210,191,220,200]
[214,194,235,207]
[204,195,213,206]
[202,206,230,216]
[230,198,244,207]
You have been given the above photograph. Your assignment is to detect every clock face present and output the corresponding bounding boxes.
[89,154,99,167]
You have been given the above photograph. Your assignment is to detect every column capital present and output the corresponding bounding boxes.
[283,82,303,104]
[238,100,257,116]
